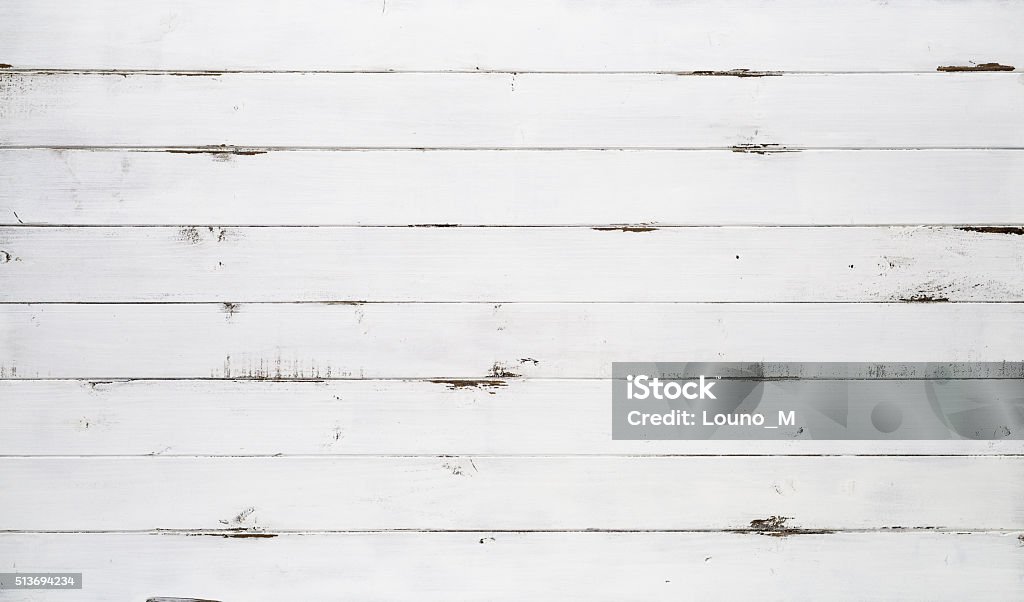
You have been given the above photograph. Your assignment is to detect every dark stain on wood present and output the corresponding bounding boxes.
[937,63,1015,72]
[429,378,508,393]
[222,302,239,317]
[0,250,11,263]
[688,69,780,77]
[488,362,521,378]
[592,225,659,233]
[409,223,459,228]
[955,226,1024,235]
[747,516,833,537]
[167,145,268,158]
[898,294,950,303]
[731,143,799,154]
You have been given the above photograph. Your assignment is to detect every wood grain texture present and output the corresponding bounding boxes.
[2,226,1023,302]
[1,0,1022,72]
[3,149,1024,226]
[2,457,1022,531]
[3,532,1020,601]
[3,379,1021,457]
[2,303,1022,380]
[2,73,1023,148]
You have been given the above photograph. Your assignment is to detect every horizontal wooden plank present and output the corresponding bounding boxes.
[3,532,1019,601]
[3,149,1024,226]
[1,0,1022,72]
[2,73,1023,148]
[3,303,1023,380]
[2,226,1022,302]
[3,379,1022,456]
[1,457,1022,531]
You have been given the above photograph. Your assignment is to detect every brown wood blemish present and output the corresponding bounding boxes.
[956,226,1024,236]
[325,300,367,305]
[731,143,799,154]
[687,69,781,77]
[222,302,239,317]
[0,64,11,69]
[430,378,508,393]
[409,223,459,228]
[746,516,833,537]
[898,294,950,303]
[592,225,659,233]
[488,361,521,378]
[937,63,1015,72]
[166,145,267,158]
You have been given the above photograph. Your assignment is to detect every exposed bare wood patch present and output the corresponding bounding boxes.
[747,516,834,537]
[898,294,951,303]
[688,69,780,77]
[187,529,278,539]
[937,63,1015,72]
[428,379,508,393]
[166,145,267,160]
[956,226,1024,236]
[488,362,521,379]
[731,144,800,154]
[592,225,659,233]
[0,64,11,69]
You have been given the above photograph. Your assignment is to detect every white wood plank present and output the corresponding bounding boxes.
[2,73,1023,148]
[1,0,1022,72]
[2,226,1022,302]
[1,457,1021,531]
[3,532,1019,601]
[3,379,1021,457]
[3,149,1024,226]
[3,303,1022,380]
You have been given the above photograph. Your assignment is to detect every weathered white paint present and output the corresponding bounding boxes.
[2,379,1021,457]
[2,73,1023,148]
[3,149,1024,226]
[1,0,1021,72]
[2,1,1022,595]
[2,303,1022,380]
[2,226,1022,302]
[3,532,1019,601]
[2,457,1022,531]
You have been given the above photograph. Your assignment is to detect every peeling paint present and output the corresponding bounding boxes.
[937,63,1014,72]
[898,294,950,303]
[731,143,799,154]
[688,69,780,77]
[592,225,659,233]
[955,226,1024,236]
[747,516,834,537]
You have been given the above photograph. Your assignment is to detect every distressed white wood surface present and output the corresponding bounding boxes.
[3,226,1022,302]
[3,532,1019,601]
[3,73,1023,148]
[1,0,1022,72]
[3,303,1022,380]
[3,380,1021,457]
[4,149,1024,226]
[2,457,1022,531]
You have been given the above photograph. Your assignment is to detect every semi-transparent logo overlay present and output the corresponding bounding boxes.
[611,363,1024,440]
